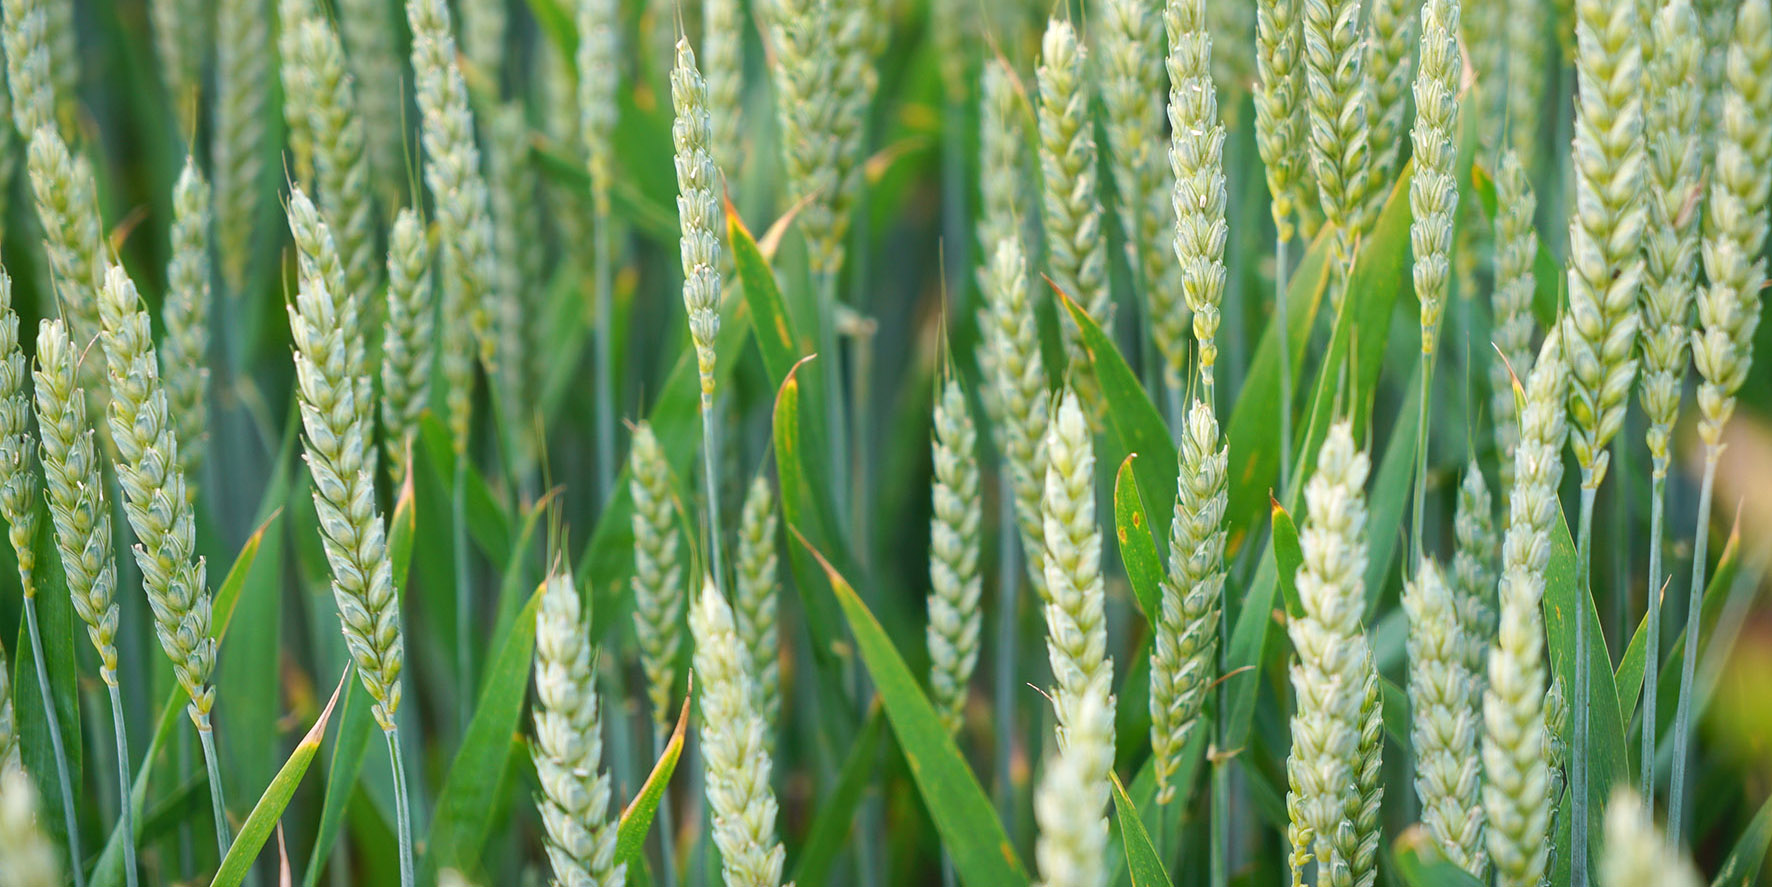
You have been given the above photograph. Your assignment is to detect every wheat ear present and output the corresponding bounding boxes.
[981,234,1050,599]
[1167,0,1230,402]
[1037,18,1113,375]
[162,157,212,500]
[577,0,620,498]
[335,0,406,210]
[2,0,55,134]
[1150,398,1225,804]
[1505,0,1552,168]
[1365,0,1418,220]
[1405,560,1486,876]
[1487,149,1539,500]
[630,421,686,734]
[291,5,380,306]
[380,209,434,481]
[531,571,623,886]
[0,771,60,887]
[927,376,983,736]
[766,0,837,280]
[26,127,107,360]
[1302,0,1375,281]
[703,0,745,179]
[151,0,200,132]
[691,575,788,887]
[735,473,781,734]
[214,0,269,293]
[459,0,506,93]
[1041,387,1116,740]
[1450,464,1496,703]
[976,63,1027,298]
[1033,685,1113,887]
[1256,0,1308,242]
[1599,790,1702,887]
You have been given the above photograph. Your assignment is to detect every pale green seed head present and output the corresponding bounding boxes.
[1166,0,1229,392]
[927,376,982,737]
[1404,559,1486,877]
[1409,0,1462,356]
[671,38,724,395]
[1599,790,1702,887]
[0,771,59,887]
[629,421,685,730]
[1255,0,1308,240]
[0,270,39,597]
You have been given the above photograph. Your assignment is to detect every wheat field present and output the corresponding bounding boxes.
[0,0,1769,885]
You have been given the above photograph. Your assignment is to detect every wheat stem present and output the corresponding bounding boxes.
[19,599,85,887]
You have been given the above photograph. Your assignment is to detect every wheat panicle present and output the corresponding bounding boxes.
[162,158,212,495]
[1166,0,1229,397]
[670,39,724,397]
[1405,560,1486,877]
[26,127,107,358]
[1149,398,1225,804]
[576,0,620,198]
[1506,0,1553,167]
[487,102,542,463]
[1599,790,1702,887]
[766,0,838,277]
[734,474,781,733]
[1256,0,1308,240]
[3,0,56,135]
[1040,388,1115,737]
[1450,464,1496,700]
[1464,0,1507,144]
[1411,0,1462,355]
[1038,17,1113,389]
[408,0,500,449]
[1324,656,1384,887]
[0,771,59,887]
[97,264,216,726]
[1488,149,1539,497]
[531,571,624,886]
[1302,0,1375,271]
[1209,1,1256,90]
[335,0,406,210]
[286,189,373,439]
[981,235,1050,599]
[976,63,1027,297]
[630,422,686,732]
[287,220,406,731]
[380,210,434,479]
[691,576,788,887]
[215,0,269,292]
[1284,421,1371,876]
[151,0,200,131]
[290,8,380,307]
[814,0,885,279]
[277,0,318,186]
[704,0,745,178]
[460,0,507,91]
[1365,0,1418,219]
[0,273,39,601]
[1482,331,1569,887]
[1033,685,1113,887]
[927,376,983,736]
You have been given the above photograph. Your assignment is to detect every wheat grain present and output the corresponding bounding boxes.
[734,473,781,733]
[1488,149,1538,499]
[1166,0,1229,399]
[691,575,788,887]
[629,421,686,732]
[1599,790,1702,887]
[380,209,434,480]
[3,0,55,135]
[1405,560,1486,876]
[0,771,59,887]
[1365,0,1418,221]
[980,234,1050,599]
[1285,420,1371,879]
[1451,463,1496,702]
[1150,398,1225,804]
[1302,0,1375,272]
[1033,685,1113,887]
[162,157,211,497]
[927,376,983,737]
[1041,388,1115,734]
[1038,18,1113,375]
[1482,331,1568,887]
[1256,0,1308,241]
[531,571,623,887]
[214,0,269,292]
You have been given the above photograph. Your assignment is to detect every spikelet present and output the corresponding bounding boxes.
[1040,388,1115,738]
[3,0,56,134]
[766,0,838,279]
[335,0,406,210]
[1543,674,1569,872]
[531,572,623,886]
[670,39,724,398]
[975,63,1026,297]
[576,0,621,204]
[408,0,499,449]
[33,317,121,684]
[97,265,216,726]
[1302,0,1375,266]
[1691,0,1772,450]
[162,157,212,495]
[26,127,107,357]
[734,474,781,732]
[287,214,406,731]
[1640,0,1704,474]
[0,771,59,887]
[1285,421,1371,870]
[1506,0,1552,167]
[0,272,39,599]
[1033,686,1112,887]
[1101,0,1182,380]
[927,377,982,737]
[1482,332,1569,887]
[1562,0,1647,486]
[980,235,1050,599]
[1599,790,1702,887]
[691,577,788,887]
[380,209,434,479]
[1149,399,1225,804]
[1488,150,1538,496]
[1409,0,1461,355]
[1450,464,1496,700]
[1405,560,1485,877]
[1256,0,1308,241]
[1166,0,1229,395]
[703,0,745,179]
[291,8,380,307]
[630,422,686,731]
[1037,19,1113,363]
[214,0,269,292]
[1365,0,1418,218]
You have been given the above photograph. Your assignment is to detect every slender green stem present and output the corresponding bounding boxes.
[847,330,872,568]
[992,466,1018,829]
[1572,480,1597,887]
[815,269,848,527]
[197,720,232,858]
[105,681,139,887]
[386,728,415,887]
[1165,381,1184,442]
[1275,234,1292,488]
[593,187,616,504]
[1641,457,1670,802]
[1668,445,1719,846]
[699,393,726,595]
[652,726,679,887]
[1410,351,1435,573]
[453,453,471,732]
[22,596,86,887]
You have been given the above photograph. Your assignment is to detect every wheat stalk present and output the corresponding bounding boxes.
[1167,0,1229,402]
[1037,18,1113,372]
[1150,398,1225,804]
[1405,559,1486,877]
[380,209,434,481]
[735,473,781,734]
[1482,331,1569,887]
[162,157,211,501]
[1284,420,1370,883]
[630,421,686,734]
[531,571,623,886]
[927,376,982,737]
[214,0,269,293]
[691,575,788,887]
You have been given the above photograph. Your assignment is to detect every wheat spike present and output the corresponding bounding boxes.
[1450,464,1496,702]
[630,422,686,732]
[1365,0,1418,219]
[3,0,56,134]
[26,127,107,359]
[335,0,406,210]
[1040,388,1116,738]
[1487,149,1539,498]
[927,376,983,736]
[734,474,781,733]
[1302,0,1375,268]
[1037,18,1113,365]
[214,0,269,292]
[1405,560,1486,877]
[380,209,434,480]
[162,157,212,497]
[1599,790,1702,887]
[0,272,39,601]
[1256,0,1308,241]
[1166,0,1230,397]
[980,235,1050,599]
[1410,0,1462,356]
[0,771,60,887]
[1033,685,1113,887]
